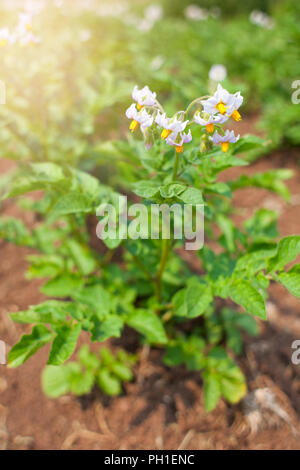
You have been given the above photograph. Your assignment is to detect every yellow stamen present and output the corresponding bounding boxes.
[206,123,214,133]
[175,145,184,153]
[221,142,229,153]
[216,102,227,115]
[231,109,242,122]
[0,39,7,47]
[161,128,172,139]
[137,103,143,111]
[26,24,32,31]
[129,120,139,132]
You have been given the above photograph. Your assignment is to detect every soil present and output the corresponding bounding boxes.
[0,122,300,450]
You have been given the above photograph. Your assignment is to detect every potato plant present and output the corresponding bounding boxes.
[2,82,300,411]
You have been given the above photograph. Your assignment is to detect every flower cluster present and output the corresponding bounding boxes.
[126,84,243,153]
[0,12,40,47]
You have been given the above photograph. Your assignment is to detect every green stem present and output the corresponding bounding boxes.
[155,238,170,302]
[172,150,180,181]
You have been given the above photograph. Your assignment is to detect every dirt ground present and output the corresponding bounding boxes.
[0,124,300,450]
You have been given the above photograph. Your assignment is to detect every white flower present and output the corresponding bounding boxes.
[210,130,239,152]
[209,64,227,82]
[132,85,157,109]
[166,130,192,153]
[17,13,33,34]
[250,10,274,30]
[155,112,189,139]
[184,5,208,21]
[126,104,153,132]
[145,4,163,22]
[0,28,13,46]
[201,84,243,121]
[19,31,40,46]
[194,112,228,133]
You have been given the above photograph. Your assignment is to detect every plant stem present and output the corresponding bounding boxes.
[155,237,170,302]
[172,151,180,181]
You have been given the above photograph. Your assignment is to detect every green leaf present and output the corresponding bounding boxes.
[41,273,83,298]
[277,270,300,299]
[173,280,213,319]
[65,239,96,275]
[91,315,124,342]
[8,325,52,368]
[230,170,292,202]
[42,365,70,398]
[216,214,236,252]
[229,280,266,320]
[78,345,100,371]
[178,187,203,204]
[206,182,232,198]
[48,324,81,365]
[132,180,160,199]
[267,236,300,273]
[72,285,112,316]
[10,300,69,325]
[111,363,133,382]
[127,309,167,344]
[66,363,95,395]
[26,254,64,280]
[232,135,265,154]
[160,183,186,198]
[97,368,122,396]
[50,192,94,218]
[203,373,222,412]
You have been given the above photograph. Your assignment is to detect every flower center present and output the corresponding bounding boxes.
[175,145,184,153]
[216,102,227,115]
[206,123,214,133]
[161,128,172,139]
[221,142,229,152]
[129,120,139,132]
[136,103,143,111]
[231,109,241,122]
[0,39,7,47]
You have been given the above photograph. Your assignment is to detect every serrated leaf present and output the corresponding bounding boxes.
[41,273,83,297]
[267,236,300,273]
[72,285,112,316]
[8,325,52,368]
[132,180,160,198]
[50,192,94,218]
[229,280,266,319]
[277,270,300,299]
[160,183,186,198]
[178,187,203,204]
[91,315,124,342]
[127,309,167,344]
[48,323,81,365]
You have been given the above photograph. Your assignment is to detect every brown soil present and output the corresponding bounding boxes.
[0,130,300,450]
